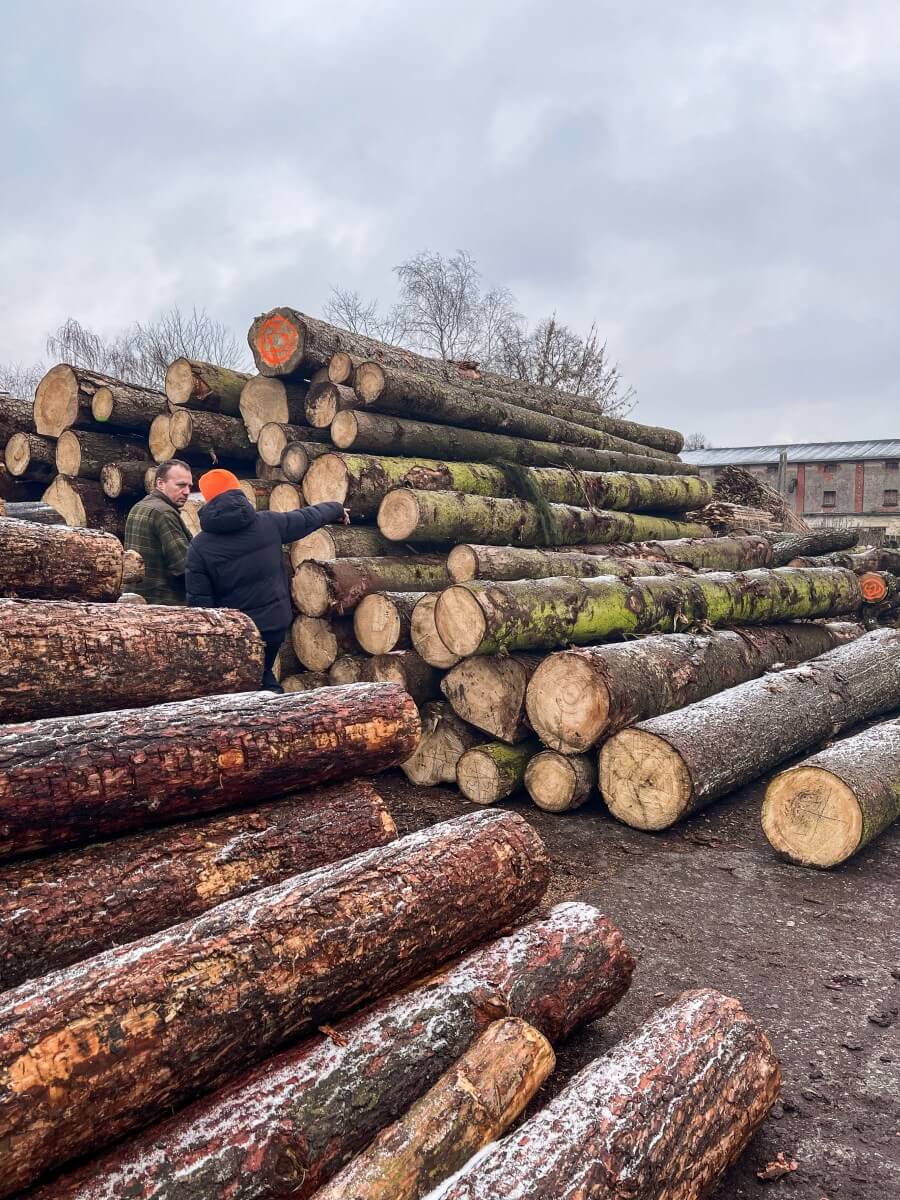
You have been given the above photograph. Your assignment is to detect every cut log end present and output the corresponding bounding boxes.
[54,430,82,476]
[457,749,507,806]
[330,410,358,449]
[447,544,478,582]
[290,527,336,566]
[4,434,33,478]
[257,423,289,467]
[91,387,114,422]
[435,586,488,657]
[296,562,330,616]
[167,408,193,450]
[164,358,196,406]
[526,654,610,754]
[328,350,354,385]
[281,442,311,483]
[354,360,386,403]
[411,593,461,669]
[599,729,692,830]
[269,483,301,512]
[762,767,863,868]
[525,752,595,813]
[355,594,402,655]
[148,414,178,462]
[860,572,888,602]
[33,364,79,437]
[377,489,421,541]
[303,453,350,505]
[252,309,305,374]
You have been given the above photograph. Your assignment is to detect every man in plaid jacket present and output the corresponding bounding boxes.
[124,460,193,605]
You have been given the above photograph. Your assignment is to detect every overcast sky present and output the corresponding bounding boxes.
[3,1,899,446]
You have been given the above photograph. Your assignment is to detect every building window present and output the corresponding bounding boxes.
[767,464,777,473]
[823,491,836,508]
[884,489,899,507]
[885,460,899,470]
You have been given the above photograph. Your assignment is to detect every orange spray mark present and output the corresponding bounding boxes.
[257,315,299,368]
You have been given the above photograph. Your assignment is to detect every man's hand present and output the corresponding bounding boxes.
[342,508,351,525]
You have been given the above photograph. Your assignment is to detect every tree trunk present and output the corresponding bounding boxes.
[447,544,695,583]
[1,501,65,525]
[788,546,900,572]
[525,751,596,813]
[168,407,258,462]
[165,359,252,416]
[33,903,632,1200]
[0,519,125,601]
[354,590,424,654]
[0,394,34,440]
[239,376,309,440]
[34,365,165,437]
[55,428,150,480]
[257,421,329,467]
[293,556,452,616]
[527,621,864,754]
[599,627,900,830]
[435,567,862,657]
[0,683,418,861]
[122,548,144,587]
[331,410,695,476]
[236,479,282,510]
[0,810,547,1199]
[100,459,154,499]
[254,458,287,482]
[271,632,300,682]
[289,522,401,566]
[762,716,900,868]
[42,476,126,535]
[769,527,860,566]
[457,740,542,805]
[315,1018,555,1200]
[401,700,483,785]
[305,380,358,427]
[291,614,358,671]
[368,650,441,704]
[90,378,168,432]
[0,600,262,727]
[411,592,462,668]
[426,989,780,1200]
[441,654,544,743]
[148,413,180,461]
[377,489,710,548]
[575,533,775,570]
[3,432,57,481]
[282,670,330,691]
[0,781,395,991]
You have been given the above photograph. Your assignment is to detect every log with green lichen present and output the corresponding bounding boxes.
[456,740,542,805]
[435,567,864,657]
[447,545,694,583]
[586,534,774,570]
[293,556,452,617]
[165,359,253,417]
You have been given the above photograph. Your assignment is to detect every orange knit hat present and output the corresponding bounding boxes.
[199,468,241,501]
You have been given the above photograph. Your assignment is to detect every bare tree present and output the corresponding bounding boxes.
[683,432,711,450]
[0,362,44,400]
[324,286,412,347]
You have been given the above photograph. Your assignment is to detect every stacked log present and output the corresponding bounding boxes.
[0,518,127,601]
[401,700,484,785]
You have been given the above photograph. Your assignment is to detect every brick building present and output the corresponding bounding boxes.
[682,440,900,541]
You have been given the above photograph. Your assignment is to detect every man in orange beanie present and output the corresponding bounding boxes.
[186,469,347,691]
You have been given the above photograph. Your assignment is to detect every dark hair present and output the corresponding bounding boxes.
[155,459,192,484]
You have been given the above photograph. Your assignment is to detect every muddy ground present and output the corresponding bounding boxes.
[380,771,899,1199]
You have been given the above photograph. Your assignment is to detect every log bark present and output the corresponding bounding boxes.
[401,700,483,785]
[305,380,358,427]
[289,523,400,566]
[3,432,56,481]
[257,421,329,467]
[368,650,441,704]
[457,740,542,805]
[165,359,252,416]
[282,670,329,691]
[0,518,124,601]
[291,614,358,671]
[168,407,258,462]
[762,715,900,867]
[426,989,780,1200]
[435,567,863,657]
[315,1018,554,1200]
[34,903,632,1200]
[447,544,694,583]
[293,556,452,616]
[90,379,168,432]
[331,410,695,476]
[0,810,547,1198]
[239,376,309,441]
[354,590,424,654]
[576,533,775,570]
[788,546,900,573]
[271,632,300,682]
[411,593,462,668]
[0,781,395,991]
[441,654,544,743]
[0,683,418,860]
[100,459,155,499]
[0,501,65,526]
[329,654,371,684]
[122,548,144,587]
[0,600,262,726]
[55,428,150,480]
[526,621,864,754]
[599,627,900,830]
[525,751,596,813]
[42,476,126,536]
[769,527,860,566]
[254,458,287,482]
[378,489,710,548]
[0,473,43,504]
[34,365,164,437]
[0,394,34,440]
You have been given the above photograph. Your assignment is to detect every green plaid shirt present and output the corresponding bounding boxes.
[124,493,192,605]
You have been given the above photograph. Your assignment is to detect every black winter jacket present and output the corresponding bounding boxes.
[185,492,344,635]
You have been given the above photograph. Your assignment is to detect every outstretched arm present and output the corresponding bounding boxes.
[270,501,347,544]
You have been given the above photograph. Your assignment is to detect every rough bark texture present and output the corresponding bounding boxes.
[257,422,329,467]
[368,650,441,704]
[0,501,65,526]
[525,751,596,813]
[582,533,774,570]
[441,654,544,743]
[447,545,694,583]
[291,614,359,671]
[35,365,165,438]
[331,410,694,476]
[526,621,864,754]
[0,683,418,860]
[427,989,780,1200]
[0,811,548,1198]
[769,527,860,566]
[436,567,863,657]
[377,489,711,548]
[401,701,483,786]
[42,475,126,535]
[457,740,542,805]
[0,781,395,991]
[168,408,258,463]
[599,627,900,830]
[0,518,124,601]
[4,432,57,481]
[0,599,263,726]
[305,381,358,427]
[354,590,424,654]
[164,359,252,416]
[100,459,154,499]
[289,523,400,566]
[788,547,900,573]
[55,428,150,480]
[90,379,169,433]
[411,593,462,668]
[315,1018,555,1200]
[122,548,144,587]
[762,716,900,867]
[239,377,309,441]
[282,671,330,691]
[293,556,452,616]
[0,395,34,441]
[33,903,632,1200]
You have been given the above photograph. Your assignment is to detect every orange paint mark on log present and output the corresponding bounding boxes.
[217,748,247,770]
[257,315,300,367]
[860,572,887,602]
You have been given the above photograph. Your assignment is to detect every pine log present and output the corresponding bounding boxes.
[42,476,126,536]
[122,548,144,587]
[354,590,424,654]
[289,523,400,566]
[331,410,694,476]
[401,700,483,786]
[576,533,774,570]
[1,501,65,526]
[34,903,632,1200]
[447,544,694,583]
[368,650,441,703]
[0,518,124,601]
[236,479,282,510]
[599,627,900,830]
[293,556,452,616]
[165,359,252,416]
[0,810,547,1198]
[315,1018,554,1200]
[168,407,257,462]
[769,527,860,566]
[426,989,780,1200]
[34,365,165,437]
[305,380,358,427]
[525,751,596,813]
[762,716,900,867]
[411,592,462,668]
[0,394,34,440]
[3,432,56,481]
[329,654,370,684]
[90,379,168,432]
[788,547,900,573]
[100,459,154,499]
[239,375,309,440]
[0,683,418,860]
[0,781,395,991]
[282,671,330,691]
[291,614,359,671]
[55,428,150,480]
[268,481,303,511]
[527,621,864,754]
[328,349,365,385]
[457,740,542,805]
[441,654,544,743]
[0,600,262,726]
[435,567,863,657]
[257,420,329,467]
